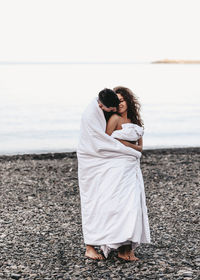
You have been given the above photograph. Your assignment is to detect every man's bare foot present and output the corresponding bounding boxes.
[85,245,104,260]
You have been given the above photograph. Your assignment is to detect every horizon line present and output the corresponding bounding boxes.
[1,60,199,65]
[0,61,150,65]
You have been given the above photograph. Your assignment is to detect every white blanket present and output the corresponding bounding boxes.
[77,98,151,258]
[111,123,144,141]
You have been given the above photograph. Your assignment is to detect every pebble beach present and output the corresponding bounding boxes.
[0,148,199,280]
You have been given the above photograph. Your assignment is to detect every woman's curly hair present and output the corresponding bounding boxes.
[113,86,144,127]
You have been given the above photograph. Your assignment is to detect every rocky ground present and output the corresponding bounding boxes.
[0,148,199,280]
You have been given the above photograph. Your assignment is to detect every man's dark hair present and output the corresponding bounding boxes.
[98,88,120,108]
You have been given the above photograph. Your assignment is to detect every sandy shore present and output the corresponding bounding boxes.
[0,148,199,279]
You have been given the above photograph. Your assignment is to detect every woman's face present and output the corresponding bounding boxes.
[117,94,127,114]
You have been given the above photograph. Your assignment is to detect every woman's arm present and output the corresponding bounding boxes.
[117,137,143,152]
[106,114,120,135]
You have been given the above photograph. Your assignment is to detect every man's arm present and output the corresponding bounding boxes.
[117,137,143,152]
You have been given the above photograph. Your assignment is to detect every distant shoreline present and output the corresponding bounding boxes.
[0,147,199,162]
[152,59,200,64]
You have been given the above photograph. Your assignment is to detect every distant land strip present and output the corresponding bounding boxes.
[152,59,200,64]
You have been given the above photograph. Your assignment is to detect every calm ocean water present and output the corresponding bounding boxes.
[0,63,200,155]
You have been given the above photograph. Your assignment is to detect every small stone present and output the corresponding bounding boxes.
[194,258,200,267]
[10,265,18,270]
[181,259,190,265]
[29,274,38,278]
[0,233,7,239]
[177,270,193,277]
[148,261,156,265]
[11,274,21,280]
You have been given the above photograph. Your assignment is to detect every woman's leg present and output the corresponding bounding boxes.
[118,245,130,260]
[85,245,104,260]
[125,244,139,261]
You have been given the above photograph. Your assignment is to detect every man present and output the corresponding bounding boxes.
[97,88,119,121]
[77,88,150,260]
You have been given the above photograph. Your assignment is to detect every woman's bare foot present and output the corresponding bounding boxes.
[85,245,104,260]
[118,251,130,261]
[127,250,139,261]
[118,245,130,261]
[118,245,139,261]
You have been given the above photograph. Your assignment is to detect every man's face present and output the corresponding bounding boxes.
[98,101,117,112]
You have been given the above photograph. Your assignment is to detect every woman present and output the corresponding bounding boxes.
[106,86,143,152]
[103,86,150,261]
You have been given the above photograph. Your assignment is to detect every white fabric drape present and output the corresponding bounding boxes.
[77,98,151,258]
[111,123,144,141]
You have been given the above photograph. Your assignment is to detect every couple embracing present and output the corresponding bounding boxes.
[77,86,151,261]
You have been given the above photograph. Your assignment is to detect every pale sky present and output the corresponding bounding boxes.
[0,0,199,63]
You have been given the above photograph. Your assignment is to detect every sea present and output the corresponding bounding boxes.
[0,63,200,155]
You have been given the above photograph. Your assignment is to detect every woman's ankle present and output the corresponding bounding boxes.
[125,244,132,251]
[86,245,94,250]
[118,245,126,254]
